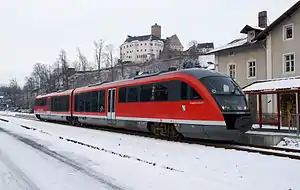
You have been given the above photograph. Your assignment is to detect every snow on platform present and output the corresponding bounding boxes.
[247,124,300,138]
[0,116,300,189]
[243,76,300,92]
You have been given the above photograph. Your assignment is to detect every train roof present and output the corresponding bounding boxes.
[73,68,227,93]
[36,89,73,99]
[180,68,227,79]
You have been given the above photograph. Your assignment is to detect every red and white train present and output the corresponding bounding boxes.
[34,68,252,140]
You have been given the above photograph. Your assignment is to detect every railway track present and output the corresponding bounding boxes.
[1,113,300,161]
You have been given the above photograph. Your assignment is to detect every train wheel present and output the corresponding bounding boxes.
[149,123,181,141]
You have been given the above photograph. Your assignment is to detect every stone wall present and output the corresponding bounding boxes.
[68,55,215,89]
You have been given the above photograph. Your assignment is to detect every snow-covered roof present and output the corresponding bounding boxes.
[198,54,215,70]
[250,26,265,31]
[243,77,300,92]
[207,38,248,54]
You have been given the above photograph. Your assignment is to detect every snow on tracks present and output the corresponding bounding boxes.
[17,123,184,173]
[0,124,127,190]
[0,148,40,190]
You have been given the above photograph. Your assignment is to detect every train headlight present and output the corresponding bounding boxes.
[222,106,225,110]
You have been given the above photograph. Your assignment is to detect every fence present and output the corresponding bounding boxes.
[251,112,300,135]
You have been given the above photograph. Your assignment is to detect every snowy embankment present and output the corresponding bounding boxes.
[0,116,299,189]
[277,137,300,149]
[0,111,35,119]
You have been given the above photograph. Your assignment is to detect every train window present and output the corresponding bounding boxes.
[190,88,202,100]
[85,92,92,112]
[127,87,138,102]
[167,80,181,101]
[35,98,47,106]
[99,90,105,112]
[118,88,126,103]
[91,91,98,112]
[153,82,168,101]
[140,84,153,102]
[74,95,79,112]
[51,95,69,112]
[78,93,85,112]
[181,82,188,100]
[181,82,202,100]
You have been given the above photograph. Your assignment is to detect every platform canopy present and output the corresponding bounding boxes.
[243,76,300,94]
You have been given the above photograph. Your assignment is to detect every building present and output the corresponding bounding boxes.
[120,23,184,63]
[164,34,184,52]
[120,23,164,63]
[208,1,300,115]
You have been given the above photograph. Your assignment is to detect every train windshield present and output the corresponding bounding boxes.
[200,76,248,112]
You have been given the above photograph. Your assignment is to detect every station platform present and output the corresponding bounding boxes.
[240,124,300,147]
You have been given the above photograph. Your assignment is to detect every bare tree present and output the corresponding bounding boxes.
[77,48,89,72]
[103,44,116,81]
[72,60,81,71]
[94,39,105,77]
[104,44,114,68]
[8,78,21,107]
[188,40,198,48]
[31,63,51,92]
[59,49,69,90]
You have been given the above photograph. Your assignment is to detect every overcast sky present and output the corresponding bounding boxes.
[0,0,298,86]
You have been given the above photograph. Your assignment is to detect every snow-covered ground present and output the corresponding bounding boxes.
[0,111,35,118]
[277,137,300,149]
[0,116,299,189]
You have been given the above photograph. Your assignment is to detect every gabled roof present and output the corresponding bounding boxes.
[240,25,264,34]
[165,34,184,48]
[124,35,163,43]
[255,1,300,40]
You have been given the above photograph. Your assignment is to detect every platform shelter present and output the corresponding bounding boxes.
[243,77,300,132]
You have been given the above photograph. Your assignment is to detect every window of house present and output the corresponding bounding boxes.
[247,60,256,78]
[227,64,236,79]
[283,24,293,40]
[284,53,295,73]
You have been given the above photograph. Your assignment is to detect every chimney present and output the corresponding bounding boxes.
[151,23,161,38]
[258,11,268,28]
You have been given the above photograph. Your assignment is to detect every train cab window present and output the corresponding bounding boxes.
[118,88,126,103]
[153,82,168,101]
[181,82,202,100]
[128,87,138,102]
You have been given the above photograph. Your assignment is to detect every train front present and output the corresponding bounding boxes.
[200,75,253,132]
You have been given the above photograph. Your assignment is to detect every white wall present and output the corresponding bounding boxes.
[120,40,164,63]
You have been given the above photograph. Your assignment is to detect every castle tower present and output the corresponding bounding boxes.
[151,23,161,38]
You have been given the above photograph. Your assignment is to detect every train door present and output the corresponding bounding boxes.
[47,97,51,111]
[107,88,116,121]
